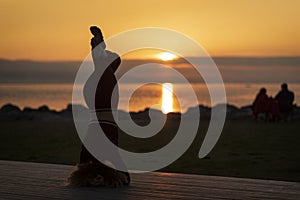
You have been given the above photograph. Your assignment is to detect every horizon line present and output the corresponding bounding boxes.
[1,56,300,63]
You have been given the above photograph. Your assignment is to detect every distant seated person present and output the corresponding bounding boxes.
[252,88,269,121]
[268,96,280,122]
[275,83,295,121]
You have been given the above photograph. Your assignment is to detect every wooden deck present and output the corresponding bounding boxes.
[0,160,299,200]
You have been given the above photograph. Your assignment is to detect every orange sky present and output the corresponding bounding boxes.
[0,0,299,61]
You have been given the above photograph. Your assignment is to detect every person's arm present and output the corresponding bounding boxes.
[252,95,258,110]
[275,92,280,101]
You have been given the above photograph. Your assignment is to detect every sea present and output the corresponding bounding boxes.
[0,83,299,113]
[1,58,299,113]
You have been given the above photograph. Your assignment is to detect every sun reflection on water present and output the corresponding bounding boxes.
[161,83,173,114]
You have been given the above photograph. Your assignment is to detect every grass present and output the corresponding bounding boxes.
[163,120,300,182]
[0,118,299,182]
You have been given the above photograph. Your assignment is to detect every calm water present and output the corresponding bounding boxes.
[1,83,299,113]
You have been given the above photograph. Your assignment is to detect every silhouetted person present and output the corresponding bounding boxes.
[252,88,269,121]
[268,96,280,122]
[80,26,121,163]
[67,26,130,187]
[275,83,295,121]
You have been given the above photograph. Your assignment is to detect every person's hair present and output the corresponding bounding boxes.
[260,88,267,94]
[281,83,288,90]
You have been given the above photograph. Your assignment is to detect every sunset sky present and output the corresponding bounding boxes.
[1,0,299,61]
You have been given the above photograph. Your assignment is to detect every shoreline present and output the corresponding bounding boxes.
[1,102,299,121]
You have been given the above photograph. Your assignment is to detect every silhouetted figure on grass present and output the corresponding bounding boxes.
[67,26,130,187]
[252,88,269,121]
[268,96,280,122]
[275,83,295,122]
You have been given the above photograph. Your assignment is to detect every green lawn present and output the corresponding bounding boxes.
[0,119,299,182]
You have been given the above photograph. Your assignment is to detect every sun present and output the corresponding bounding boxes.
[158,52,177,61]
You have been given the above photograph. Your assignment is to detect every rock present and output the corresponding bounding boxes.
[23,107,36,112]
[0,103,21,113]
[66,104,73,112]
[58,104,89,121]
[184,104,211,120]
[0,103,22,120]
[37,105,50,112]
[226,104,239,112]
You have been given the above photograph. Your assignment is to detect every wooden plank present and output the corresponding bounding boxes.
[0,160,299,200]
